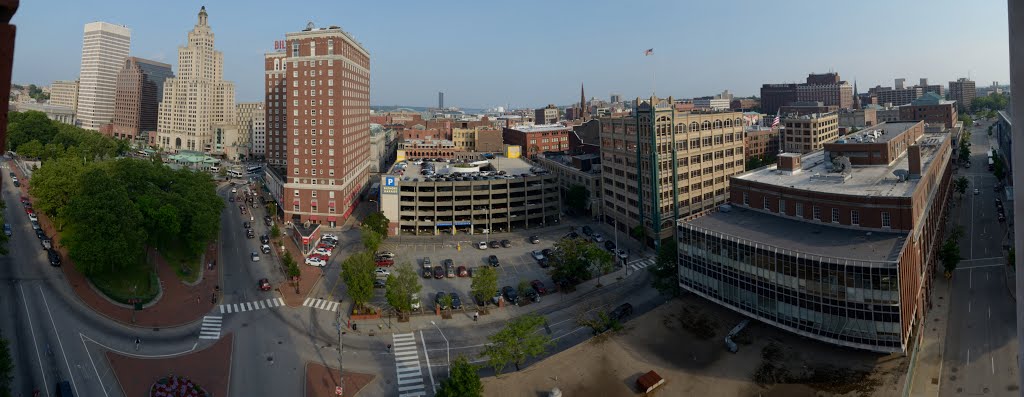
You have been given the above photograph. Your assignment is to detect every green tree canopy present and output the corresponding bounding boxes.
[470,265,498,306]
[341,251,377,310]
[649,239,680,296]
[17,139,44,158]
[363,211,390,238]
[362,228,383,252]
[437,356,483,397]
[62,168,147,275]
[481,313,552,373]
[0,334,13,397]
[954,176,969,198]
[565,184,589,213]
[385,262,422,313]
[550,237,605,288]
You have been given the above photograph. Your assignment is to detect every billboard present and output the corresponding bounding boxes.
[381,175,398,195]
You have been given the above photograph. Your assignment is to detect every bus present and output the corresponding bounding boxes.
[209,166,220,173]
[228,169,245,178]
[247,165,263,175]
[367,183,380,202]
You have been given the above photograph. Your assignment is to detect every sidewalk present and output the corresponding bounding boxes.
[907,273,952,396]
[10,159,222,328]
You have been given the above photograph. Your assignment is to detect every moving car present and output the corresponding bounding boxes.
[529,235,540,244]
[374,278,387,288]
[477,241,488,250]
[243,221,251,228]
[433,265,445,279]
[500,239,512,248]
[261,244,272,254]
[246,229,255,239]
[604,240,616,251]
[609,303,634,321]
[251,252,260,262]
[974,188,980,195]
[229,196,235,202]
[530,280,548,295]
[258,278,272,291]
[260,234,270,244]
[2,223,10,237]
[488,255,500,267]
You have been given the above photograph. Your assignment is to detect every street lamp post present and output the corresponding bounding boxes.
[430,321,450,377]
[336,303,344,393]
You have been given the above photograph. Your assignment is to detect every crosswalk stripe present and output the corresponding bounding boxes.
[393,345,417,352]
[394,351,418,359]
[396,366,421,375]
[327,301,340,311]
[398,384,425,392]
[219,305,225,314]
[277,298,285,306]
[303,297,313,306]
[393,340,416,347]
[396,377,422,385]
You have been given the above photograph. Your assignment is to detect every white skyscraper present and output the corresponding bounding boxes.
[76,22,131,130]
[156,6,236,154]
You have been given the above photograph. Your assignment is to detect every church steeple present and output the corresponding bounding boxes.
[853,79,861,109]
[579,83,586,120]
[198,6,208,26]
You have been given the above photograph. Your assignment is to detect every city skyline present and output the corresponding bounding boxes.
[11,0,1011,108]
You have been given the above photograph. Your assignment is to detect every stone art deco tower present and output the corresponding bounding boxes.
[156,6,236,154]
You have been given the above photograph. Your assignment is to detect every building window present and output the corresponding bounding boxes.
[291,42,299,57]
[882,211,891,228]
[851,210,860,225]
[831,208,839,223]
[813,206,821,221]
[742,192,749,206]
[762,196,770,210]
[795,202,803,217]
[778,199,785,214]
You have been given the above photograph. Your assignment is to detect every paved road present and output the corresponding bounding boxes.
[940,121,1019,396]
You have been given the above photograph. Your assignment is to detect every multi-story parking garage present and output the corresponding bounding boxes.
[379,153,561,236]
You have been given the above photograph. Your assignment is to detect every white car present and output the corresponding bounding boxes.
[376,251,395,259]
[322,233,339,242]
[315,247,332,256]
[410,294,421,310]
[250,252,260,262]
[477,241,488,250]
[615,249,628,260]
[28,213,37,222]
[973,188,980,195]
[375,268,391,277]
[531,250,545,261]
[592,233,605,243]
[305,256,326,267]
[231,188,237,194]
[479,228,490,234]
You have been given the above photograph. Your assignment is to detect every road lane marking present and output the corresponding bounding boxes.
[198,316,223,340]
[39,285,81,397]
[992,356,995,374]
[79,334,110,397]
[416,331,436,395]
[19,284,52,397]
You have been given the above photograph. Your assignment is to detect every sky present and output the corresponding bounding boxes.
[11,0,1011,109]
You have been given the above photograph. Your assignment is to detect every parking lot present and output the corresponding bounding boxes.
[375,219,650,311]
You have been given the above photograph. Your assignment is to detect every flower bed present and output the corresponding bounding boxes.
[150,375,210,397]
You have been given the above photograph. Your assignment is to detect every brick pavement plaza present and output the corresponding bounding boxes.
[305,362,375,397]
[107,334,232,396]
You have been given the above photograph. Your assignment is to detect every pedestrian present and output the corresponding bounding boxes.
[387,344,392,353]
[135,337,141,351]
[211,293,216,304]
[473,311,479,321]
[196,296,200,304]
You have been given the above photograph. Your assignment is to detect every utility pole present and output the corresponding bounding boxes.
[336,301,344,393]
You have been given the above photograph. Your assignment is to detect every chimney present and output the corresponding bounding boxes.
[908,145,922,176]
[776,153,802,175]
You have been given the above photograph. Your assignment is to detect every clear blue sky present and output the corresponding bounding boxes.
[12,0,1010,109]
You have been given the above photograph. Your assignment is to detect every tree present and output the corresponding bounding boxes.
[28,155,90,230]
[590,247,615,286]
[217,167,228,179]
[341,251,377,311]
[362,228,383,252]
[958,114,973,127]
[745,156,764,171]
[954,176,969,199]
[565,184,589,213]
[0,334,12,397]
[17,139,44,159]
[480,313,552,373]
[940,237,961,275]
[516,279,531,298]
[436,356,483,397]
[958,143,971,164]
[649,239,680,296]
[439,294,454,313]
[270,224,281,239]
[363,211,390,238]
[384,263,422,314]
[550,237,607,289]
[62,168,147,275]
[993,154,1006,180]
[470,266,498,306]
[267,201,278,218]
[282,251,300,278]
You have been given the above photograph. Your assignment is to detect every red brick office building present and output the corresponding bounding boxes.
[502,124,571,158]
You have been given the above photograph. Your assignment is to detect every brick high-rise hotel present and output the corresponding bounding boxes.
[264,23,370,228]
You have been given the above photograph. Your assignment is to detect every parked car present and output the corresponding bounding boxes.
[542,248,554,257]
[501,286,519,305]
[322,233,339,242]
[260,234,270,244]
[998,213,1007,222]
[523,288,540,303]
[489,240,501,249]
[261,244,272,254]
[433,265,445,279]
[242,221,251,228]
[305,256,326,267]
[41,238,52,250]
[258,278,272,291]
[530,280,548,295]
[47,249,61,267]
[529,235,540,244]
[422,266,433,278]
[19,196,29,204]
[500,239,512,248]
[491,289,503,305]
[477,241,488,250]
[450,292,463,309]
[376,259,395,267]
[457,265,468,277]
[264,215,273,226]
[531,250,545,261]
[31,220,40,230]
[974,188,980,195]
[445,261,456,278]
[376,251,395,259]
[28,213,38,222]
[2,224,10,237]
[582,225,593,236]
[410,294,421,310]
[246,229,255,239]
[604,240,616,251]
[35,229,45,240]
[591,233,605,243]
[609,303,634,321]
[374,268,391,277]
[435,292,449,309]
[374,278,387,288]
[488,255,500,267]
[537,257,550,268]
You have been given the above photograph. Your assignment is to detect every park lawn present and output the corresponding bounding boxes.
[89,262,158,304]
[162,243,202,284]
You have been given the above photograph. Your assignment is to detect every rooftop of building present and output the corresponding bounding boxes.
[781,111,838,120]
[389,155,545,181]
[536,154,601,174]
[681,206,907,264]
[838,121,921,144]
[506,124,571,133]
[909,92,956,106]
[12,102,74,113]
[736,124,949,198]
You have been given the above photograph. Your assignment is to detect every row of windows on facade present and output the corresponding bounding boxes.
[602,132,742,151]
[742,192,892,227]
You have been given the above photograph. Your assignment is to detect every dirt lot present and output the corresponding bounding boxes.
[482,295,908,397]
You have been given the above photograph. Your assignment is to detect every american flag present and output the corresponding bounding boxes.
[771,110,780,127]
[644,48,654,56]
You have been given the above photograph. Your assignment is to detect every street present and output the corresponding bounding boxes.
[939,120,1019,396]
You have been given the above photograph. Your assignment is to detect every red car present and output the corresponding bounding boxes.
[258,278,272,291]
[25,207,34,215]
[457,266,468,277]
[20,196,29,204]
[530,280,548,295]
[375,259,395,267]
